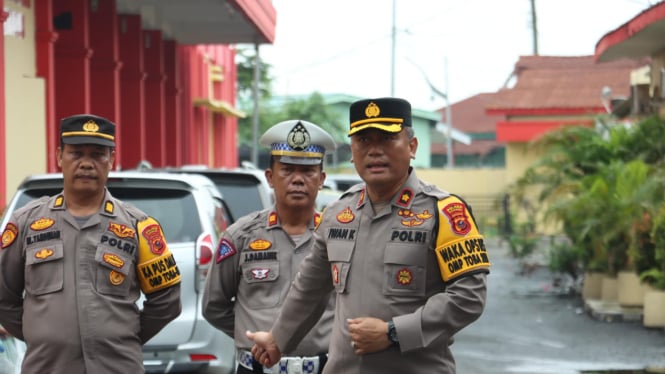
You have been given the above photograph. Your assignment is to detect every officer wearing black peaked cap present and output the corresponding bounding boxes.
[0,113,182,373]
[247,98,490,374]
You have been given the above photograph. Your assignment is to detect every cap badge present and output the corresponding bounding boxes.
[287,122,311,151]
[365,102,380,118]
[82,120,100,133]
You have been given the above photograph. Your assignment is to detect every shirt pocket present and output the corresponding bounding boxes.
[25,242,64,296]
[241,262,280,309]
[327,242,354,294]
[383,243,426,297]
[95,246,134,297]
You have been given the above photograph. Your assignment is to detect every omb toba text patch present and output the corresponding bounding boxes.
[136,217,181,293]
[434,197,490,282]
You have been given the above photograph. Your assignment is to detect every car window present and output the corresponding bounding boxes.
[198,174,267,218]
[13,187,201,244]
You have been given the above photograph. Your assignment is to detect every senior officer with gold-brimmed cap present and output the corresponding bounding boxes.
[0,114,182,374]
[247,97,490,374]
[203,119,337,374]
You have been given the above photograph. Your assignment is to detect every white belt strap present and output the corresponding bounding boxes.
[237,349,322,374]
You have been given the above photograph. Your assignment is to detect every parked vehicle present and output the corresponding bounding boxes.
[322,173,363,192]
[161,165,274,219]
[0,171,237,374]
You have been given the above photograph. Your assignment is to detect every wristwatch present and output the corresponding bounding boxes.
[387,320,399,345]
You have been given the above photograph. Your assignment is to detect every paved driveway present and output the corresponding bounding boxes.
[452,239,665,374]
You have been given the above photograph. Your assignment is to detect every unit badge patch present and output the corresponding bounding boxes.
[30,218,55,231]
[216,238,237,263]
[109,270,125,285]
[142,224,166,255]
[336,207,355,224]
[1,223,18,249]
[251,268,270,280]
[249,239,272,251]
[396,268,413,285]
[442,202,471,236]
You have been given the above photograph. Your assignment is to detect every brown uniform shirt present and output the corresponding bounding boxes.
[202,208,334,355]
[271,170,490,373]
[0,190,182,374]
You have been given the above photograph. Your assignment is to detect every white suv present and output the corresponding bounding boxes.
[0,171,236,374]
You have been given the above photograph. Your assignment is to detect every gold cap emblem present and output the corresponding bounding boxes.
[364,102,380,118]
[82,120,99,132]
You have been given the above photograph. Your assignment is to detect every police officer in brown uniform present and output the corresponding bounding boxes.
[202,120,337,374]
[247,98,490,373]
[0,114,182,374]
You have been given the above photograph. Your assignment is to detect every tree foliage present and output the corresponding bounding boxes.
[235,48,345,147]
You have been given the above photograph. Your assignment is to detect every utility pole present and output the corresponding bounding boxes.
[251,43,260,166]
[390,0,396,96]
[530,0,539,55]
[406,58,454,168]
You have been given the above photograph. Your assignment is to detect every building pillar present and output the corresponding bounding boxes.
[220,46,238,168]
[163,39,181,167]
[53,0,91,119]
[0,3,7,207]
[143,30,165,167]
[89,0,121,165]
[35,0,58,172]
[178,46,196,165]
[118,14,144,169]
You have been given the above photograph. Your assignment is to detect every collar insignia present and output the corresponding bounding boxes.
[268,212,278,226]
[397,188,413,207]
[104,201,114,214]
[54,195,64,208]
[357,189,366,208]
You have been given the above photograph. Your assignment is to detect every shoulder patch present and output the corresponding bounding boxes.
[216,238,237,263]
[136,217,180,294]
[434,197,490,282]
[141,223,166,255]
[2,223,18,249]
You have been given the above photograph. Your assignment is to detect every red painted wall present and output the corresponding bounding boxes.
[0,3,7,208]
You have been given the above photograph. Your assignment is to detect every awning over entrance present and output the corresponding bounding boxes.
[115,0,276,45]
[595,2,665,62]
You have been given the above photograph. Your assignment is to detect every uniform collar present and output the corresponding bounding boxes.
[50,188,117,217]
[355,167,419,210]
[265,208,321,230]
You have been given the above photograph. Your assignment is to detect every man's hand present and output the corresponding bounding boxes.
[246,330,282,367]
[347,317,393,355]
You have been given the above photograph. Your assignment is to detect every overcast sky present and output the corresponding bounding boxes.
[254,0,653,111]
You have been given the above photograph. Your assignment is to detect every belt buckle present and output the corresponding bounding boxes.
[287,357,303,374]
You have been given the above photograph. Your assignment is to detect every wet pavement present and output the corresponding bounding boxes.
[451,239,665,374]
